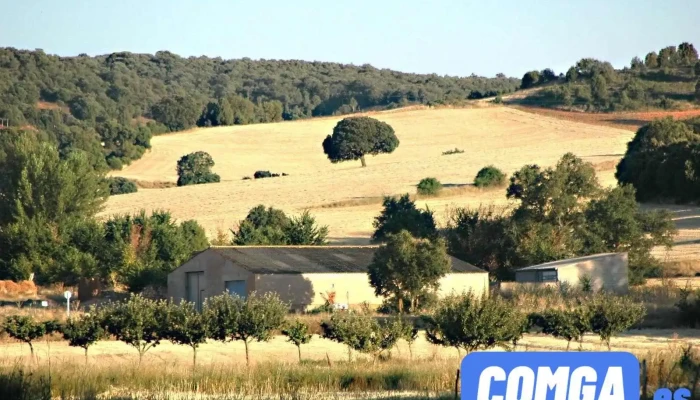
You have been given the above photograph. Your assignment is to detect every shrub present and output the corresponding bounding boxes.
[530,303,592,351]
[442,148,464,156]
[61,306,107,362]
[372,194,437,243]
[282,320,313,362]
[492,95,503,104]
[321,312,401,362]
[676,289,700,327]
[416,177,442,196]
[162,300,210,367]
[424,292,527,354]
[3,316,61,357]
[253,170,287,179]
[107,177,138,195]
[101,294,167,364]
[589,294,646,350]
[176,151,221,186]
[474,166,506,188]
[204,292,287,366]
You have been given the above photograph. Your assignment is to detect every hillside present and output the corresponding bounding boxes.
[102,106,634,242]
[0,48,519,170]
[513,42,700,112]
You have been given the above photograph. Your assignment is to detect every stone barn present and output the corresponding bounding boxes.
[514,252,629,293]
[167,246,489,311]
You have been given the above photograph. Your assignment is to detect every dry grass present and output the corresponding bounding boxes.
[2,331,700,399]
[101,107,632,244]
[513,105,700,131]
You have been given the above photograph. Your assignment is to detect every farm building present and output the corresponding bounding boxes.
[167,246,488,311]
[514,252,629,293]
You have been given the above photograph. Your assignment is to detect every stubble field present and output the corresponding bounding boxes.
[100,105,700,267]
[102,106,632,241]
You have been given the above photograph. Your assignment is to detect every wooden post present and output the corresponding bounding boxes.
[641,359,647,400]
[454,369,460,400]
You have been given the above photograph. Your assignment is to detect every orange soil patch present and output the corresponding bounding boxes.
[36,101,69,113]
[513,106,700,131]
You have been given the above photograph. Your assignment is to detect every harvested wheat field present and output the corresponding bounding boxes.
[103,107,633,243]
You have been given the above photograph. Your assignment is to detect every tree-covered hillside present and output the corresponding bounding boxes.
[518,42,700,112]
[0,48,519,170]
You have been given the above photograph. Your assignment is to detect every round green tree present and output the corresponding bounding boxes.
[417,177,442,195]
[176,151,221,186]
[322,116,399,167]
[474,166,505,188]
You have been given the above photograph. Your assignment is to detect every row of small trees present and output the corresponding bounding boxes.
[2,291,647,367]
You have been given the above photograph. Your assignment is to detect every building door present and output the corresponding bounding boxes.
[225,280,247,299]
[186,271,204,311]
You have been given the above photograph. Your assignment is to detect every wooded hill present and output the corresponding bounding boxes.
[518,42,700,112]
[0,48,519,170]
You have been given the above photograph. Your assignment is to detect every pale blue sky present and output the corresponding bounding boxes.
[2,0,698,77]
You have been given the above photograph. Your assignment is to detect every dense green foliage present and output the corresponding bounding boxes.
[447,153,676,282]
[108,176,138,195]
[322,117,399,167]
[61,307,107,360]
[230,205,328,245]
[473,165,506,188]
[204,292,287,365]
[371,195,437,243]
[0,48,518,170]
[161,300,210,367]
[416,177,442,196]
[2,315,61,357]
[176,151,220,186]
[320,312,404,362]
[282,320,313,362]
[588,294,646,350]
[616,117,700,202]
[368,230,451,313]
[521,42,699,111]
[101,294,167,363]
[424,292,527,353]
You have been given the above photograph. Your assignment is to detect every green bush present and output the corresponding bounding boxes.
[176,151,221,186]
[589,294,646,350]
[108,177,138,195]
[474,166,506,188]
[442,148,464,156]
[424,292,527,353]
[321,312,401,362]
[282,320,313,362]
[3,316,61,357]
[416,177,442,196]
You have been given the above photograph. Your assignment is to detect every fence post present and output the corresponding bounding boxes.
[454,369,460,400]
[640,359,647,400]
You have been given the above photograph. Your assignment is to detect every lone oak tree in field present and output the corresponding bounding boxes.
[368,230,451,313]
[322,116,399,167]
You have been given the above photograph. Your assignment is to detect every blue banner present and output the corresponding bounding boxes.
[460,351,640,400]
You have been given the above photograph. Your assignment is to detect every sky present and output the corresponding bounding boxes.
[1,0,699,78]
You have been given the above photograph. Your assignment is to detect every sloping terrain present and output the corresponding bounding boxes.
[103,106,633,243]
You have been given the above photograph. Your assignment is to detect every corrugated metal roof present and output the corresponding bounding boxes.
[206,246,485,274]
[516,252,625,271]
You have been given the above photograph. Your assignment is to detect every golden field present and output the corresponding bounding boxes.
[101,105,700,267]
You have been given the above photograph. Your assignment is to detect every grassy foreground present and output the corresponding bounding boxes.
[1,342,699,400]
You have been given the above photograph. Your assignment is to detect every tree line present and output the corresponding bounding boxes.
[0,47,519,171]
[2,289,654,367]
[520,41,700,111]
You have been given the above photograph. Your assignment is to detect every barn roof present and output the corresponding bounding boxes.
[516,252,626,271]
[204,246,485,274]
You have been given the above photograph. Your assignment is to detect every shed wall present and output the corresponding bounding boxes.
[556,253,629,293]
[254,272,490,311]
[167,250,255,304]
